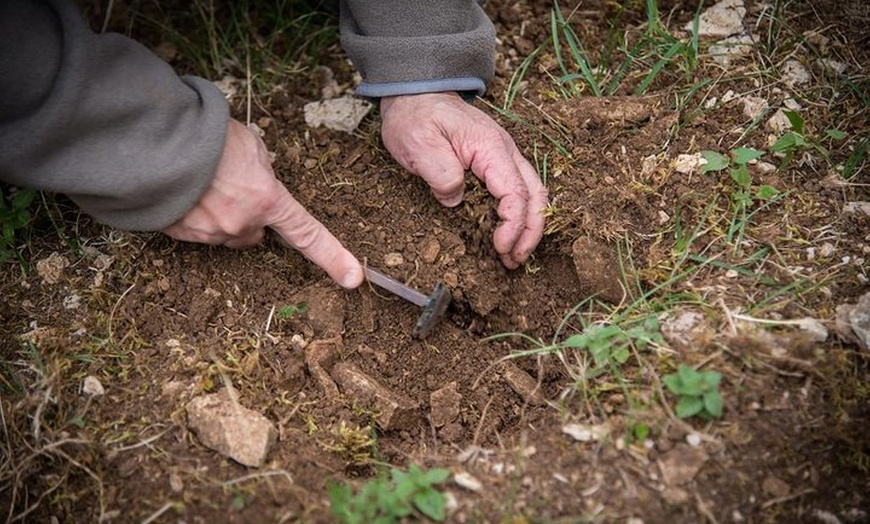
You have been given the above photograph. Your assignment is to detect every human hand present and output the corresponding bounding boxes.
[379,92,548,269]
[163,119,364,289]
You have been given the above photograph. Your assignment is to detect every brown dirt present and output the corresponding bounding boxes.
[2,0,869,523]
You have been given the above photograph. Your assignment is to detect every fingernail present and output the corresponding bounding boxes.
[341,266,363,289]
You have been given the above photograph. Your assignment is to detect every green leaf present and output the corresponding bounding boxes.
[662,373,684,395]
[612,347,631,364]
[703,390,724,418]
[11,189,36,210]
[755,185,779,200]
[825,128,847,140]
[413,489,447,522]
[700,151,729,172]
[232,493,246,510]
[731,147,764,165]
[633,423,650,442]
[729,165,751,188]
[420,468,451,485]
[701,370,722,389]
[675,395,704,418]
[563,333,589,349]
[783,110,804,134]
[770,132,798,154]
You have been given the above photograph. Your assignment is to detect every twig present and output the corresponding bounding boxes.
[109,283,136,345]
[223,470,294,487]
[760,488,815,510]
[140,502,175,524]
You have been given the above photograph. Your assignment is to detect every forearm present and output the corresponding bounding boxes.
[0,0,228,231]
[339,0,496,98]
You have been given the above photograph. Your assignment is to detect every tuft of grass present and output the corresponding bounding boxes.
[0,186,37,269]
[145,0,337,90]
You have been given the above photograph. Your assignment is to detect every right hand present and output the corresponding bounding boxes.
[162,119,364,289]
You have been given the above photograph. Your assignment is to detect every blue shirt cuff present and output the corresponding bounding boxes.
[355,77,486,99]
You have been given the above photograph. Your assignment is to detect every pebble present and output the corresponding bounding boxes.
[303,95,372,134]
[453,471,483,492]
[686,433,702,447]
[674,153,707,174]
[686,0,746,37]
[782,59,811,88]
[384,252,404,267]
[82,376,105,396]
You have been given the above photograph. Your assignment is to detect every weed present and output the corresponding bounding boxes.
[700,146,782,245]
[276,301,309,319]
[0,187,37,266]
[663,364,723,419]
[328,464,451,524]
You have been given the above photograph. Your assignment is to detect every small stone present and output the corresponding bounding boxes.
[453,471,483,492]
[384,252,405,267]
[709,34,755,66]
[722,89,738,103]
[501,362,545,405]
[430,382,462,427]
[844,202,870,216]
[82,376,105,396]
[816,58,847,75]
[562,423,610,442]
[420,238,442,264]
[169,472,184,493]
[756,161,777,174]
[781,59,811,88]
[762,475,791,498]
[675,153,707,174]
[662,486,690,505]
[36,252,69,285]
[213,75,240,100]
[836,292,870,351]
[686,0,746,37]
[658,444,709,486]
[741,96,768,120]
[63,294,82,310]
[686,433,702,447]
[796,317,828,342]
[303,96,372,134]
[186,389,277,467]
[819,243,836,258]
[766,109,792,134]
[661,310,713,350]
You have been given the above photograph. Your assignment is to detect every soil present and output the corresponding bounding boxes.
[2,0,869,523]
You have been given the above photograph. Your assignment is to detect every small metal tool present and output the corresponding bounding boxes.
[363,267,451,339]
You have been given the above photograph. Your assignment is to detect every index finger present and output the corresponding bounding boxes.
[265,183,363,289]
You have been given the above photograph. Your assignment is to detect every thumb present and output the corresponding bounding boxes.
[267,187,363,289]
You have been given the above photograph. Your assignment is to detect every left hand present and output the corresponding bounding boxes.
[379,92,548,269]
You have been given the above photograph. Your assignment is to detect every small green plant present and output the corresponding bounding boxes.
[663,364,723,419]
[328,464,451,524]
[700,147,781,245]
[769,110,849,172]
[276,301,309,319]
[562,316,664,379]
[0,187,37,264]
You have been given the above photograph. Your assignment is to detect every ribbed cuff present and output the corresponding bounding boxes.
[355,77,486,99]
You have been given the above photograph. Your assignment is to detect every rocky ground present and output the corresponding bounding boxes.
[1,0,868,522]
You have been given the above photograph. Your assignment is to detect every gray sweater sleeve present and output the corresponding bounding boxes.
[0,0,229,231]
[339,0,496,98]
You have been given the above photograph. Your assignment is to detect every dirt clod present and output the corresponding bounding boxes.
[331,362,421,431]
[429,381,462,427]
[571,236,626,304]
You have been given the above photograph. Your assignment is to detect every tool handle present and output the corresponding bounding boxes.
[363,267,429,307]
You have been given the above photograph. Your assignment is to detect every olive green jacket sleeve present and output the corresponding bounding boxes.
[0,0,229,231]
[340,0,496,98]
